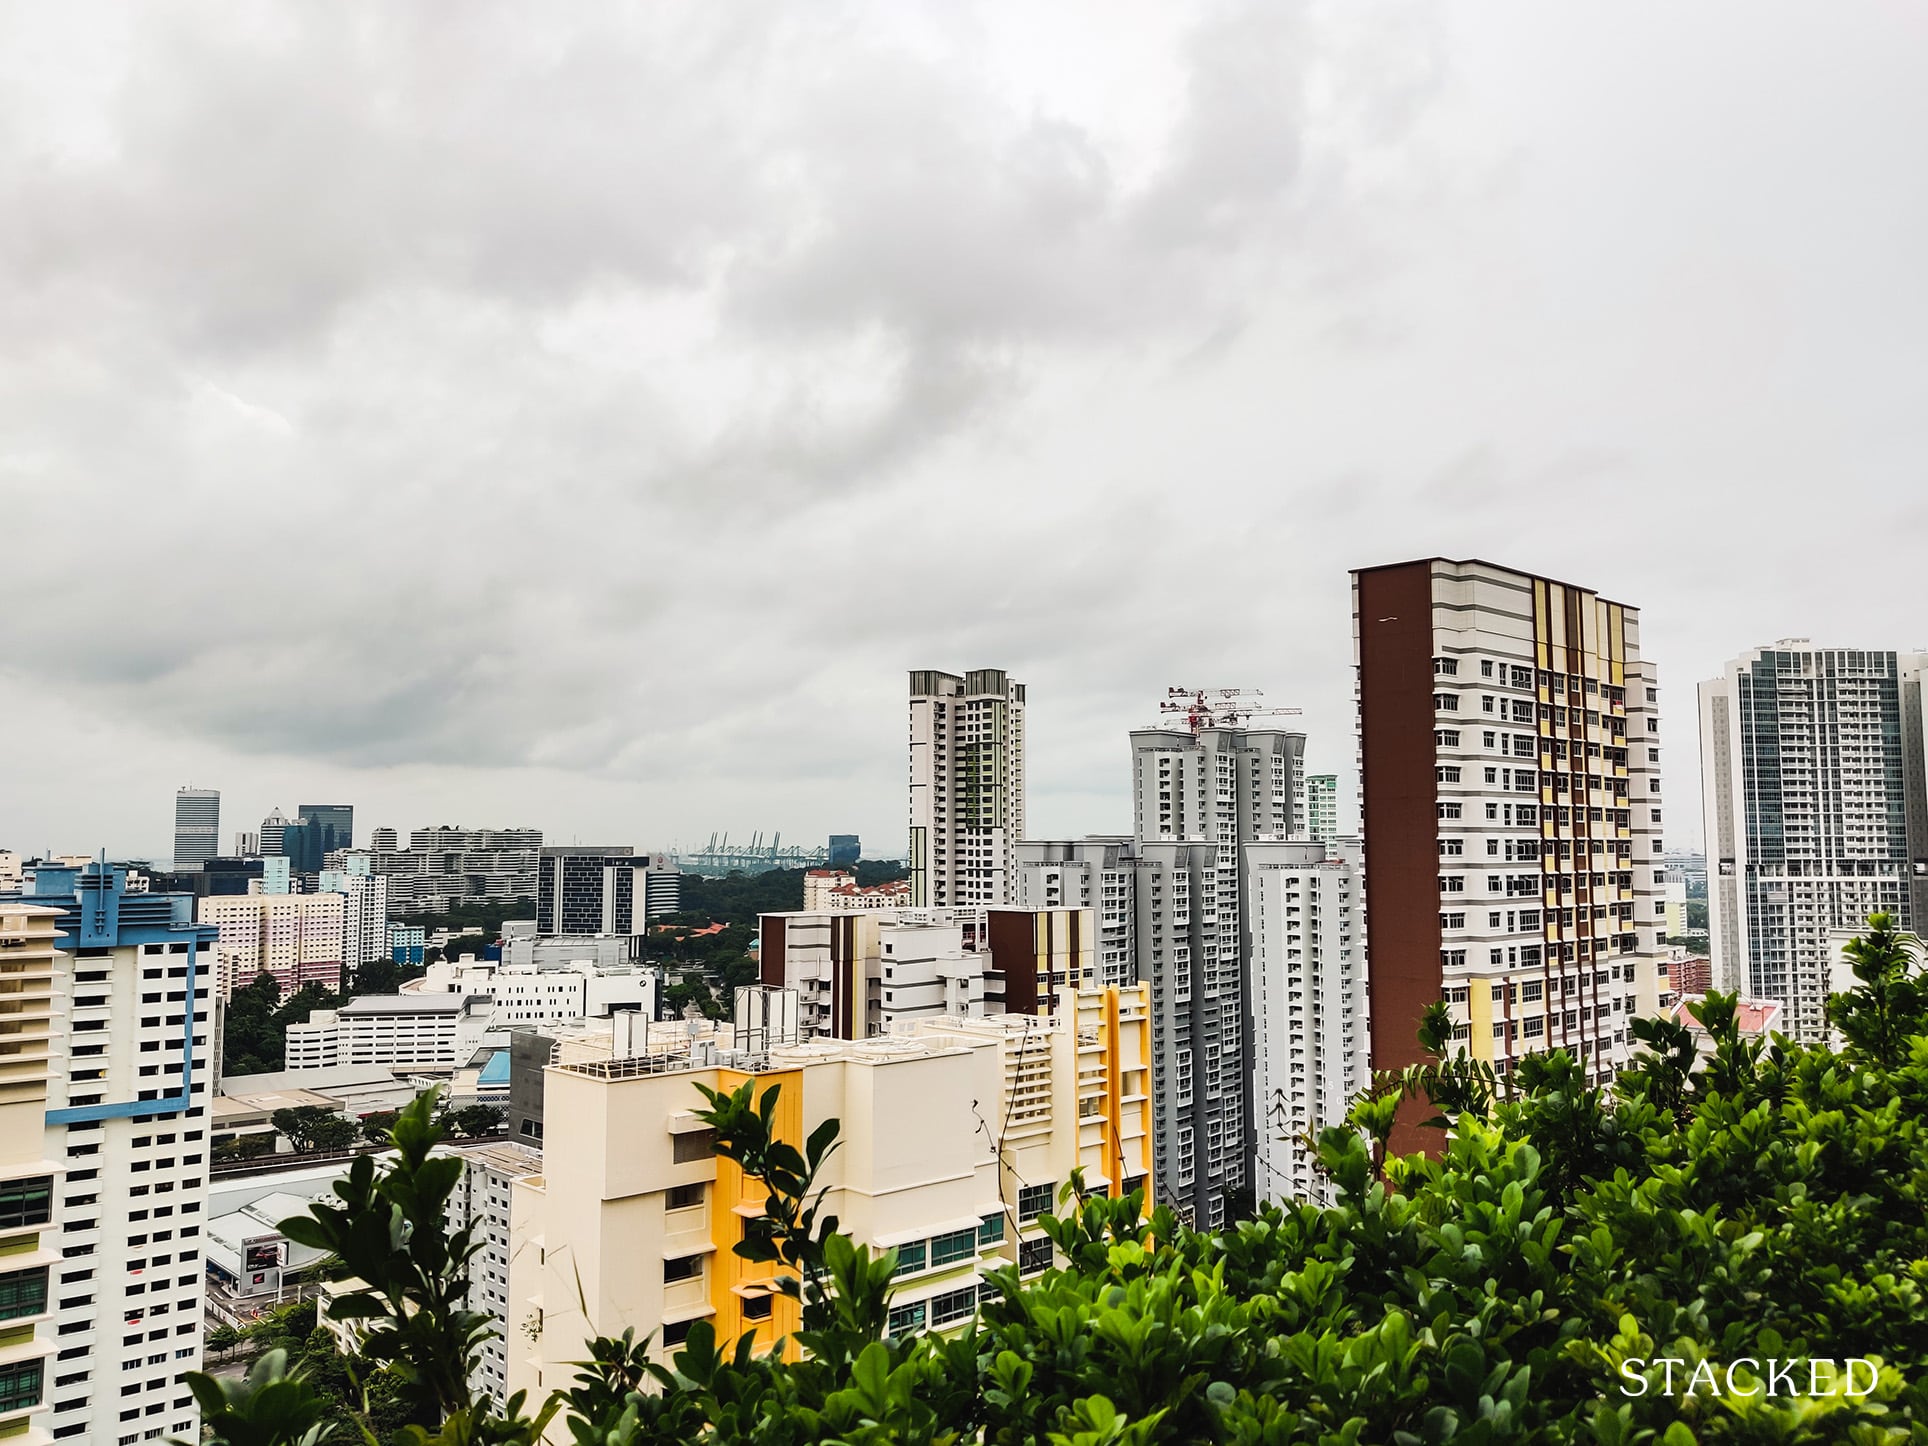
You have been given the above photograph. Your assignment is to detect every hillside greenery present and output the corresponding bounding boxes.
[186,913,1928,1446]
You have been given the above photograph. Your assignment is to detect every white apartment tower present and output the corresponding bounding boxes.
[318,869,390,976]
[1699,644,1917,1042]
[1244,840,1367,1206]
[1129,722,1304,1228]
[11,863,214,1446]
[1354,559,1666,1157]
[908,670,1026,909]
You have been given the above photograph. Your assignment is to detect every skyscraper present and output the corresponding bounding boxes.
[298,804,355,856]
[173,787,220,870]
[259,808,291,858]
[1699,643,1915,1041]
[908,670,1026,908]
[1354,558,1665,1153]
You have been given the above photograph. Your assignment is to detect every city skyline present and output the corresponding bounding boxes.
[6,5,1928,862]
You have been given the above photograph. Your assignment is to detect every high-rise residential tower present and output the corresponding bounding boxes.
[1354,558,1665,1154]
[1699,644,1915,1041]
[908,670,1026,909]
[10,861,216,1444]
[1245,839,1367,1206]
[172,788,220,870]
[0,899,65,1444]
[1128,721,1304,1227]
[1299,774,1339,842]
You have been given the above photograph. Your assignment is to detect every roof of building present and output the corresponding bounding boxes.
[221,1063,401,1096]
[338,992,483,1015]
[1671,995,1782,1036]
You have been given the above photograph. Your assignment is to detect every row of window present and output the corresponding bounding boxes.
[885,1283,979,1337]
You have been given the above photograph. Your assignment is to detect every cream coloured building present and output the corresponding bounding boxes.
[505,986,1150,1408]
[0,902,65,1446]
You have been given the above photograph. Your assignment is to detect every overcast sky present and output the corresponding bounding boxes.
[4,2,1925,863]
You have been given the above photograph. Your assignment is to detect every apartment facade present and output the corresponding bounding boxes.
[505,988,1150,1404]
[197,892,346,1000]
[1300,775,1339,843]
[1015,838,1139,991]
[10,864,216,1446]
[1244,840,1367,1206]
[317,869,390,975]
[448,1140,541,1406]
[801,872,911,913]
[908,670,1026,909]
[1354,558,1665,1153]
[1128,723,1304,1229]
[757,913,983,1037]
[1700,644,1917,1040]
[0,902,65,1446]
[171,790,220,872]
[369,828,543,914]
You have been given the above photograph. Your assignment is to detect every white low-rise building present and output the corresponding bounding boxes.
[404,956,657,1028]
[286,994,493,1073]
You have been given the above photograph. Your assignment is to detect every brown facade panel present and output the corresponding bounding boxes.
[1356,562,1445,1157]
[758,916,786,989]
[986,908,1039,1015]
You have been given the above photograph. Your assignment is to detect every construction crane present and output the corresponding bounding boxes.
[1159,686,1303,733]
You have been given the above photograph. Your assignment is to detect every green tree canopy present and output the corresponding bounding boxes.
[193,913,1928,1445]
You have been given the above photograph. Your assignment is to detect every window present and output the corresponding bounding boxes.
[1018,1237,1053,1276]
[1440,950,1466,968]
[930,1228,977,1268]
[1439,912,1465,929]
[1434,729,1460,747]
[1483,731,1497,748]
[1440,876,1465,894]
[665,1184,703,1212]
[893,1239,928,1276]
[1438,802,1462,819]
[661,1319,692,1347]
[1433,694,1459,711]
[0,1360,41,1414]
[1434,658,1459,676]
[930,1286,977,1326]
[0,1178,52,1230]
[741,1293,773,1322]
[978,1212,1005,1247]
[1438,839,1462,857]
[1017,1182,1056,1220]
[662,1255,702,1284]
[1437,767,1461,784]
[886,1300,927,1337]
[671,1131,715,1165]
[1481,660,1494,677]
[0,1267,48,1322]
